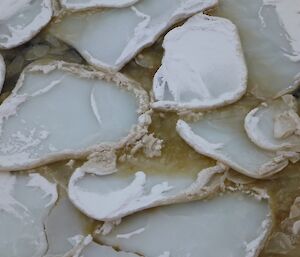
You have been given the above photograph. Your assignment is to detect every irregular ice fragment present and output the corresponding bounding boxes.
[245,95,300,152]
[69,150,227,221]
[0,0,53,49]
[152,14,247,111]
[96,193,272,257]
[0,61,150,171]
[176,104,296,178]
[60,0,139,10]
[0,172,57,257]
[0,54,5,93]
[50,0,217,71]
[214,0,300,98]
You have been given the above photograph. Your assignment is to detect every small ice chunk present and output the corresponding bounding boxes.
[96,193,272,257]
[0,172,57,257]
[176,103,295,178]
[50,0,217,71]
[152,14,247,111]
[0,0,53,49]
[290,196,300,219]
[0,61,150,171]
[245,95,300,152]
[214,0,300,98]
[69,152,227,220]
[0,54,5,93]
[60,0,139,9]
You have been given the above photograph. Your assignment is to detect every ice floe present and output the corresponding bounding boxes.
[0,61,150,171]
[0,0,53,49]
[0,172,57,257]
[245,95,300,152]
[176,103,299,178]
[262,0,300,62]
[96,192,272,257]
[60,0,139,10]
[152,14,247,111]
[215,0,300,98]
[68,149,227,221]
[50,0,217,71]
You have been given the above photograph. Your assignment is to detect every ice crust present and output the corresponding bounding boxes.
[68,153,227,221]
[0,61,150,171]
[0,0,53,49]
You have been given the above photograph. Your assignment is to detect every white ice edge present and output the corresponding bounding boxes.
[0,0,53,49]
[152,14,247,111]
[0,54,5,93]
[244,95,300,152]
[60,0,139,10]
[176,119,292,178]
[52,0,218,72]
[0,60,151,172]
[68,162,227,221]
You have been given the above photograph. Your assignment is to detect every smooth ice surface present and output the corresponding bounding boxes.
[60,0,139,9]
[50,0,217,71]
[176,104,292,178]
[215,0,300,98]
[44,196,92,256]
[97,193,271,257]
[81,241,140,257]
[0,172,57,257]
[152,14,247,111]
[0,0,53,49]
[0,54,5,93]
[0,61,148,171]
[245,95,300,152]
[69,163,225,221]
